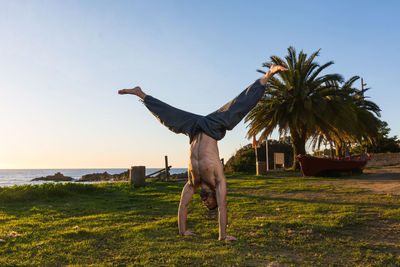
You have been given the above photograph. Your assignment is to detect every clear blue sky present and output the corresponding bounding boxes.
[1,0,399,168]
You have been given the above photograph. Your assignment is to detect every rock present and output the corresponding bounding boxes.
[78,172,114,182]
[155,171,188,179]
[77,170,130,182]
[113,170,130,181]
[170,171,188,179]
[31,172,75,182]
[149,170,188,181]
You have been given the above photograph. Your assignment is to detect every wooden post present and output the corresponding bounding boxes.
[257,161,266,175]
[361,78,367,154]
[130,166,146,187]
[255,146,259,176]
[164,155,169,181]
[266,138,269,171]
[361,78,367,106]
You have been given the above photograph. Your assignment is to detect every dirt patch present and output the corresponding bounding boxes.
[316,165,400,195]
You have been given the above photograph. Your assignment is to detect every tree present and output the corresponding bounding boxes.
[352,121,400,153]
[310,76,381,157]
[245,47,345,168]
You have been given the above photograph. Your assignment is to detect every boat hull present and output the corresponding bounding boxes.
[297,155,369,177]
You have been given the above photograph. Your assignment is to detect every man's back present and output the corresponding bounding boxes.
[188,132,224,188]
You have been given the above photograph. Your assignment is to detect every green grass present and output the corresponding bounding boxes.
[1,175,400,266]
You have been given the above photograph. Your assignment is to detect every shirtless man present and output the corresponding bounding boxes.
[118,65,287,241]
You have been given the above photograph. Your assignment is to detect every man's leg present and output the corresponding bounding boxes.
[208,79,267,130]
[196,65,288,141]
[119,86,202,141]
[194,79,266,141]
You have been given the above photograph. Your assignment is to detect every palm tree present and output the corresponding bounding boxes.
[310,76,381,157]
[245,46,346,168]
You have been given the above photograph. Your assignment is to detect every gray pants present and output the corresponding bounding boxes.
[143,79,266,143]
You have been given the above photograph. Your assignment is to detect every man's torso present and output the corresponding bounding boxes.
[188,133,224,189]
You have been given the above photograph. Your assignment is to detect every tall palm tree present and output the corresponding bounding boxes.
[245,47,345,168]
[310,76,381,157]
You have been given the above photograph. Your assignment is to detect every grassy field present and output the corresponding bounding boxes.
[1,173,400,266]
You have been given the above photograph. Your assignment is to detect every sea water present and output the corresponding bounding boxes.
[0,168,187,187]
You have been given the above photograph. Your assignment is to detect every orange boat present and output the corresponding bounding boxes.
[297,154,370,176]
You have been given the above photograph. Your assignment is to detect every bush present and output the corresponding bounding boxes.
[225,140,293,173]
[225,144,256,173]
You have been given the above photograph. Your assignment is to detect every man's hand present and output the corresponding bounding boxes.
[181,230,195,236]
[219,235,237,241]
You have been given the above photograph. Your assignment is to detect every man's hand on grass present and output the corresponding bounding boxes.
[182,230,195,236]
[219,235,237,241]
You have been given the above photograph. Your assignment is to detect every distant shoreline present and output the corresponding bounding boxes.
[0,167,187,170]
[0,168,188,187]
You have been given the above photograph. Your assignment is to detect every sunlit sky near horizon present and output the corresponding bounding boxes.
[1,0,399,169]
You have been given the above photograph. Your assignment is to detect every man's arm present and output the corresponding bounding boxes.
[215,176,236,241]
[178,182,195,236]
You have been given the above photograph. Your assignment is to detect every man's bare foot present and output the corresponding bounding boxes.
[118,86,147,100]
[260,64,288,86]
[268,64,288,75]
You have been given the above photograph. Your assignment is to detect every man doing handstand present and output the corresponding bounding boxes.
[118,65,287,241]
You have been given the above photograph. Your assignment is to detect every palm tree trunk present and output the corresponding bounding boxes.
[291,136,306,169]
[329,141,334,158]
[335,142,346,158]
[335,143,341,158]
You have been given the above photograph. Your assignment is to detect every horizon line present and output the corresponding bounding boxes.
[0,167,188,170]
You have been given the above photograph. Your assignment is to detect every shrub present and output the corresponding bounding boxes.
[225,140,293,173]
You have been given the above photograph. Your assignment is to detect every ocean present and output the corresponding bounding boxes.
[0,168,188,187]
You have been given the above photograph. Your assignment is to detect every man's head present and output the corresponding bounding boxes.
[200,189,217,210]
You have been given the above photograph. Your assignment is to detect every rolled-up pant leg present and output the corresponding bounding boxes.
[197,79,266,140]
[143,95,202,142]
